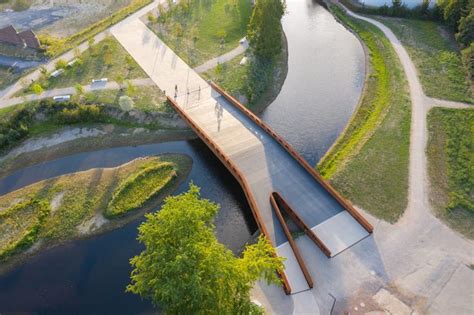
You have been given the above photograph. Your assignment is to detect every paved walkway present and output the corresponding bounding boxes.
[111,6,370,295]
[193,38,249,73]
[0,78,155,108]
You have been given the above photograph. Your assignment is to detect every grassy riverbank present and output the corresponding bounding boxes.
[375,17,473,103]
[318,6,411,222]
[201,34,288,112]
[149,0,252,67]
[427,108,473,238]
[0,155,191,267]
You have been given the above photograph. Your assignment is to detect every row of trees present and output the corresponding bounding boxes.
[247,0,286,59]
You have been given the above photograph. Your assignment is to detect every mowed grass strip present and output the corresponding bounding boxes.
[376,17,473,103]
[427,108,474,238]
[319,6,411,222]
[151,0,252,66]
[106,163,177,218]
[0,199,50,260]
[0,155,191,262]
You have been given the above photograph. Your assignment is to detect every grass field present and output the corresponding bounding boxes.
[376,17,473,103]
[427,108,473,238]
[21,36,146,95]
[151,0,252,67]
[83,85,170,113]
[0,155,191,262]
[318,6,411,222]
[201,34,288,112]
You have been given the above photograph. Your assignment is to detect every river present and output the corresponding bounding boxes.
[0,1,365,313]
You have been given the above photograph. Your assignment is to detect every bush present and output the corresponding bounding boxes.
[54,104,104,124]
[0,199,50,260]
[461,43,474,81]
[12,0,31,11]
[106,163,177,218]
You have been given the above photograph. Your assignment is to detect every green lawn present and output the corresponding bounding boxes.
[21,36,147,95]
[376,17,473,103]
[0,155,191,262]
[150,0,252,67]
[427,108,474,238]
[318,6,411,222]
[201,53,249,100]
[0,66,22,91]
[83,85,169,113]
[201,36,287,112]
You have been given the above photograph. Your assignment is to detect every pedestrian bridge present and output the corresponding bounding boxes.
[111,13,373,294]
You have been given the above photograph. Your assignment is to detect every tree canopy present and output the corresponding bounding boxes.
[126,184,284,314]
[247,0,286,59]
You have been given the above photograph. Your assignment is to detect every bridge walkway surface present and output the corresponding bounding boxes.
[111,11,372,294]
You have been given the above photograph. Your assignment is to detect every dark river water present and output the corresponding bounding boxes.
[0,1,364,314]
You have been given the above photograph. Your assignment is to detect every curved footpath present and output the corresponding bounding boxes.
[253,4,473,315]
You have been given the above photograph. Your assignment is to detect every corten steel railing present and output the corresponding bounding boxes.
[270,193,314,289]
[210,82,374,234]
[166,96,292,295]
[272,192,332,257]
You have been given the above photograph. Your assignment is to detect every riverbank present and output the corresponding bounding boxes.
[318,5,411,222]
[0,154,192,275]
[427,107,474,238]
[0,123,195,179]
[201,33,289,114]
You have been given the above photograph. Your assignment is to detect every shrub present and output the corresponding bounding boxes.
[106,163,177,218]
[54,104,104,124]
[461,43,474,81]
[0,199,50,260]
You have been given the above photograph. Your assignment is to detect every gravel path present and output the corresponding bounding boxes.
[193,38,249,73]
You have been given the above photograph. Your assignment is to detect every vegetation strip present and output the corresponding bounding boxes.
[0,199,50,260]
[427,107,473,238]
[0,155,191,268]
[106,163,177,218]
[319,6,411,222]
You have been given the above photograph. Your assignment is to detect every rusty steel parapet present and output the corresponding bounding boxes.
[210,82,374,234]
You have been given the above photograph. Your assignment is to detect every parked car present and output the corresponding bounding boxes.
[53,95,71,102]
[91,78,108,84]
[49,69,65,78]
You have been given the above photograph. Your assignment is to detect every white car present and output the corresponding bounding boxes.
[53,95,71,102]
[92,78,108,84]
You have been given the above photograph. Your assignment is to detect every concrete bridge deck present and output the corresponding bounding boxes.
[111,11,372,294]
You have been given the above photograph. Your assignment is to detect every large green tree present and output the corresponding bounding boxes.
[127,184,284,314]
[247,0,286,59]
